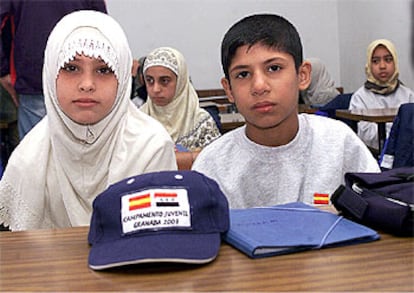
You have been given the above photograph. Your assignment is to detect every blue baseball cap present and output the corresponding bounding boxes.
[88,170,229,270]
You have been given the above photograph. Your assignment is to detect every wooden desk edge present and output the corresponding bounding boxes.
[0,209,412,292]
[335,108,398,123]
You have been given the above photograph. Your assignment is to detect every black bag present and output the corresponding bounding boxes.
[331,167,414,236]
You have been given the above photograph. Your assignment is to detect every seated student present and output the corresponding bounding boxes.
[0,83,19,166]
[140,47,221,167]
[192,14,380,209]
[0,16,19,167]
[131,56,148,107]
[0,10,177,231]
[349,39,414,150]
[299,57,340,106]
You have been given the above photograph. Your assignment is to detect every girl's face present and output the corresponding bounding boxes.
[145,66,177,106]
[370,45,395,83]
[56,54,118,125]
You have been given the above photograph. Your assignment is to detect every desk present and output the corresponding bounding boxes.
[196,88,226,98]
[219,105,319,133]
[220,112,245,133]
[0,224,412,291]
[298,103,318,114]
[197,89,229,105]
[336,108,398,154]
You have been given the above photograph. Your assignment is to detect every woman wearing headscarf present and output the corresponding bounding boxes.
[349,39,414,150]
[0,10,177,231]
[300,57,340,106]
[140,47,221,152]
[131,56,148,106]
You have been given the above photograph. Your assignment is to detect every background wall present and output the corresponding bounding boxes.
[338,0,413,93]
[106,0,413,93]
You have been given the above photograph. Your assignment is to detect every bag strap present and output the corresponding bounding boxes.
[331,185,368,221]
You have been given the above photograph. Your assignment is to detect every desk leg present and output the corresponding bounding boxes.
[377,122,386,155]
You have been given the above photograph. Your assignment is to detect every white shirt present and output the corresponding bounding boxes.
[349,85,414,149]
[192,114,380,209]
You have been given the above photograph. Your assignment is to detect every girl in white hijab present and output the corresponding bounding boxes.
[349,39,414,150]
[0,10,177,231]
[300,57,340,106]
[140,47,220,152]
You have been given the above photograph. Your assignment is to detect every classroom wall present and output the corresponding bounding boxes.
[106,0,413,92]
[338,0,413,93]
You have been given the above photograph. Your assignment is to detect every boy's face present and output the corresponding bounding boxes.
[221,43,310,145]
[370,45,395,83]
[56,54,118,125]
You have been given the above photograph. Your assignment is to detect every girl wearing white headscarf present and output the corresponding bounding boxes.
[300,57,340,106]
[140,47,220,151]
[349,39,414,150]
[0,10,177,231]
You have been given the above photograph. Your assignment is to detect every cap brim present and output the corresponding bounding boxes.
[88,232,221,270]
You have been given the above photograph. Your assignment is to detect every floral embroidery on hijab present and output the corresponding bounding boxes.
[143,47,179,76]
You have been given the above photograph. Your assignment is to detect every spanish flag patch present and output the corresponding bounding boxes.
[313,193,329,205]
[129,193,151,211]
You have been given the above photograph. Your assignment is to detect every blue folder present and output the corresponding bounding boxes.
[223,202,380,258]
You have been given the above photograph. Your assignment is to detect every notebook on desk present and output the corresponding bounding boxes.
[223,202,379,258]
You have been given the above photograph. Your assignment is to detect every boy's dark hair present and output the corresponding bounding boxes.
[221,14,303,79]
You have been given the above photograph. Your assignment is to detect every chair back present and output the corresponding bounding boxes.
[380,103,414,169]
[315,93,357,132]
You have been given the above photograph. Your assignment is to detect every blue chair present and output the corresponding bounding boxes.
[0,156,3,179]
[379,103,414,170]
[315,93,357,132]
[203,105,222,132]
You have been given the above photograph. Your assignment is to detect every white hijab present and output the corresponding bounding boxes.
[301,57,340,106]
[0,10,176,230]
[140,47,209,142]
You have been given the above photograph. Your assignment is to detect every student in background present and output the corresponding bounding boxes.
[349,39,414,150]
[131,56,148,107]
[192,14,380,209]
[0,17,18,169]
[0,0,107,140]
[0,16,18,110]
[0,84,18,168]
[140,47,221,168]
[300,57,340,106]
[0,10,177,231]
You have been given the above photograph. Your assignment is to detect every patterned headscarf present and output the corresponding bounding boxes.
[143,48,179,76]
[141,47,209,142]
[364,39,399,95]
